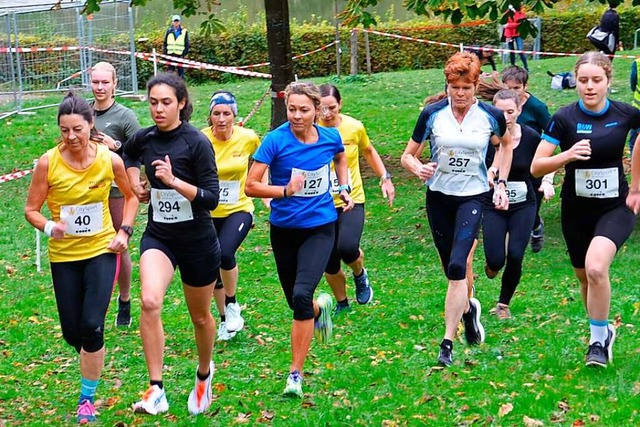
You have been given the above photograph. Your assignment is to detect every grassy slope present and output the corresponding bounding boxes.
[1,53,640,426]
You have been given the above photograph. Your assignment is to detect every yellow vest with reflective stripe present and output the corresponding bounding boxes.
[634,59,640,109]
[166,29,187,56]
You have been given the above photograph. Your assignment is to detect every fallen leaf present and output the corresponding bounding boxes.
[572,420,585,427]
[523,415,544,427]
[234,412,252,424]
[499,402,514,417]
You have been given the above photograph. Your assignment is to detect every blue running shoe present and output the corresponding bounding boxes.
[354,268,373,304]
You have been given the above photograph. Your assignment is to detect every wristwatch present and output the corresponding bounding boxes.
[113,140,122,151]
[120,225,134,238]
[379,171,392,185]
[496,179,508,187]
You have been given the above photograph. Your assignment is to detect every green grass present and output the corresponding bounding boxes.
[2,53,640,426]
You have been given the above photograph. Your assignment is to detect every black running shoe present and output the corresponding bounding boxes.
[585,342,607,367]
[530,222,544,253]
[115,297,131,327]
[462,298,485,345]
[438,341,453,366]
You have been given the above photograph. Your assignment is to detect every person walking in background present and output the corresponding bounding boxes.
[125,74,220,415]
[202,91,262,341]
[532,52,640,368]
[89,61,141,327]
[25,93,138,424]
[503,4,529,72]
[501,66,553,253]
[318,84,395,314]
[245,81,354,397]
[163,15,189,79]
[401,52,512,367]
[483,89,542,319]
[629,58,640,154]
[596,1,620,59]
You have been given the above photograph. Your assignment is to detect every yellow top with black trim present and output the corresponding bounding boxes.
[166,29,188,55]
[319,114,370,207]
[46,143,116,262]
[202,125,260,217]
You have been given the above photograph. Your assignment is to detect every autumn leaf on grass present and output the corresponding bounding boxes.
[257,410,275,422]
[523,415,544,427]
[613,314,622,328]
[572,420,585,427]
[234,412,252,424]
[499,402,513,417]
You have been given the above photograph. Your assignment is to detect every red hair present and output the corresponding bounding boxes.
[444,52,481,85]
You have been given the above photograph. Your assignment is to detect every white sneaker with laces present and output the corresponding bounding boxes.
[187,361,214,415]
[216,321,236,341]
[225,302,244,332]
[132,384,169,415]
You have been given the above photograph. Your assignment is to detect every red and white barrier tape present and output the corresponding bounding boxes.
[0,169,32,184]
[149,53,272,78]
[233,41,339,70]
[239,87,271,127]
[355,28,640,60]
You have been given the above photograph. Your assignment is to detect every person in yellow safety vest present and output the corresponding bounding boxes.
[629,58,640,154]
[163,15,190,79]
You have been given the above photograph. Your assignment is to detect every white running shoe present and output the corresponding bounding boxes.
[225,302,244,332]
[187,361,214,415]
[216,321,236,342]
[314,293,334,343]
[132,385,169,415]
[283,370,303,397]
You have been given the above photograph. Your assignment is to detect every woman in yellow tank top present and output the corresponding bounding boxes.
[318,84,395,313]
[25,93,138,424]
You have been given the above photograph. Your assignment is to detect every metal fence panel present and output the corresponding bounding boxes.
[0,0,137,117]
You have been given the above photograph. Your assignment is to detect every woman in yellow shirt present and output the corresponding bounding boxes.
[318,84,395,312]
[202,91,261,341]
[25,92,138,424]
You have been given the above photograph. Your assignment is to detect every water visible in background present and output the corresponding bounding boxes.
[133,0,421,30]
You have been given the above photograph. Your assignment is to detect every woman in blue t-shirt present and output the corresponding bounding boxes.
[246,81,354,398]
[533,51,640,368]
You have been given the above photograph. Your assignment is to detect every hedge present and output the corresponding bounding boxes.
[8,6,640,88]
[133,6,639,85]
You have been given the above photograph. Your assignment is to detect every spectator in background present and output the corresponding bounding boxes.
[597,1,620,59]
[163,15,190,79]
[629,58,640,154]
[465,45,497,72]
[503,4,529,72]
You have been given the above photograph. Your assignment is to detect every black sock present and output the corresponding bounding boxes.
[150,380,163,390]
[441,339,453,349]
[119,297,130,305]
[197,370,210,381]
[220,315,226,322]
[225,295,237,305]
[337,298,349,307]
[354,270,364,278]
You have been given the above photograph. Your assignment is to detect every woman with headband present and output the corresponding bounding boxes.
[202,91,262,341]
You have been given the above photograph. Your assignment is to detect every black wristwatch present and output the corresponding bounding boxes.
[120,225,134,238]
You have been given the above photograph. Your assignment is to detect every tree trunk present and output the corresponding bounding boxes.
[265,0,294,129]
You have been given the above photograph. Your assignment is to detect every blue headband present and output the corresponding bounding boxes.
[210,92,238,116]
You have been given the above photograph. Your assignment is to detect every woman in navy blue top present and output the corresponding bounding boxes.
[532,51,640,368]
[401,52,512,367]
[246,81,353,397]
